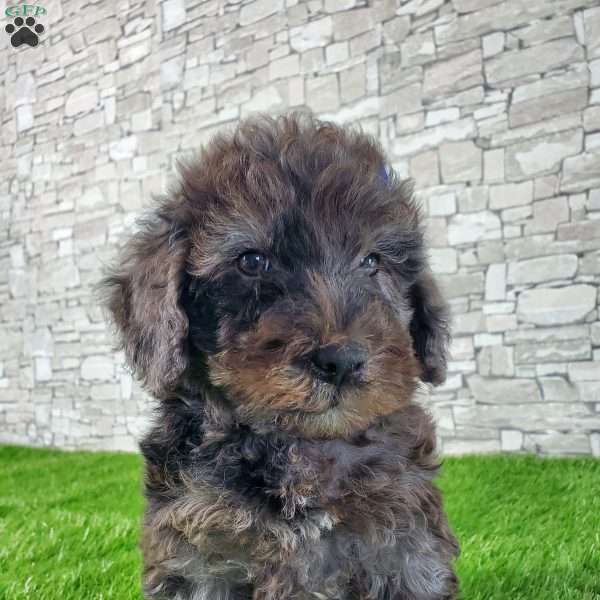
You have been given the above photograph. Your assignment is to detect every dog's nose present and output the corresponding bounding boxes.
[311,343,367,386]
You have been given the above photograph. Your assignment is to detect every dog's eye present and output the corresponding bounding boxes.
[237,251,269,276]
[359,253,380,275]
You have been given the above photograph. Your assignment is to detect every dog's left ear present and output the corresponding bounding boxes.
[408,270,449,385]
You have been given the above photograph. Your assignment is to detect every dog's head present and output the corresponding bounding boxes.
[103,114,449,438]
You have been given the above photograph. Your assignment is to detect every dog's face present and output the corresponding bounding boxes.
[104,115,449,439]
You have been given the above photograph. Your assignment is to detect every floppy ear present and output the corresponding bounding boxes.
[101,209,189,397]
[408,270,449,385]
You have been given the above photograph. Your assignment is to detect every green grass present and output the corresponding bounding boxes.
[0,447,598,600]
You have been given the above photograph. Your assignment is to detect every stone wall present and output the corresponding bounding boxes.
[1,0,599,455]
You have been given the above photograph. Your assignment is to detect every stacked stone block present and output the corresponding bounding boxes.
[0,0,599,455]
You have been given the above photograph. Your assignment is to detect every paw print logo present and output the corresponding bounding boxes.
[5,16,45,48]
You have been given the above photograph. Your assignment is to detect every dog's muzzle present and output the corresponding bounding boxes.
[309,343,367,388]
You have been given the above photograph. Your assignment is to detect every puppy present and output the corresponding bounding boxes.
[102,113,459,600]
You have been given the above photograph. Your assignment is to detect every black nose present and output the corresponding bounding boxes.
[311,343,367,386]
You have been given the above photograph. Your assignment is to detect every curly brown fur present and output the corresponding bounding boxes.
[102,113,459,600]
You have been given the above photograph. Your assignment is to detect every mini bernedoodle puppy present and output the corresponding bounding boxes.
[103,114,459,600]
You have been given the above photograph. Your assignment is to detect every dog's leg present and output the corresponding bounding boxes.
[381,547,458,600]
[141,542,254,600]
[380,577,458,600]
[144,575,253,600]
[349,577,457,600]
[251,566,317,600]
[184,581,253,600]
[347,533,458,600]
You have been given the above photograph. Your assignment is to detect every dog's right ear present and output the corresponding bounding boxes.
[408,270,450,386]
[101,207,189,396]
